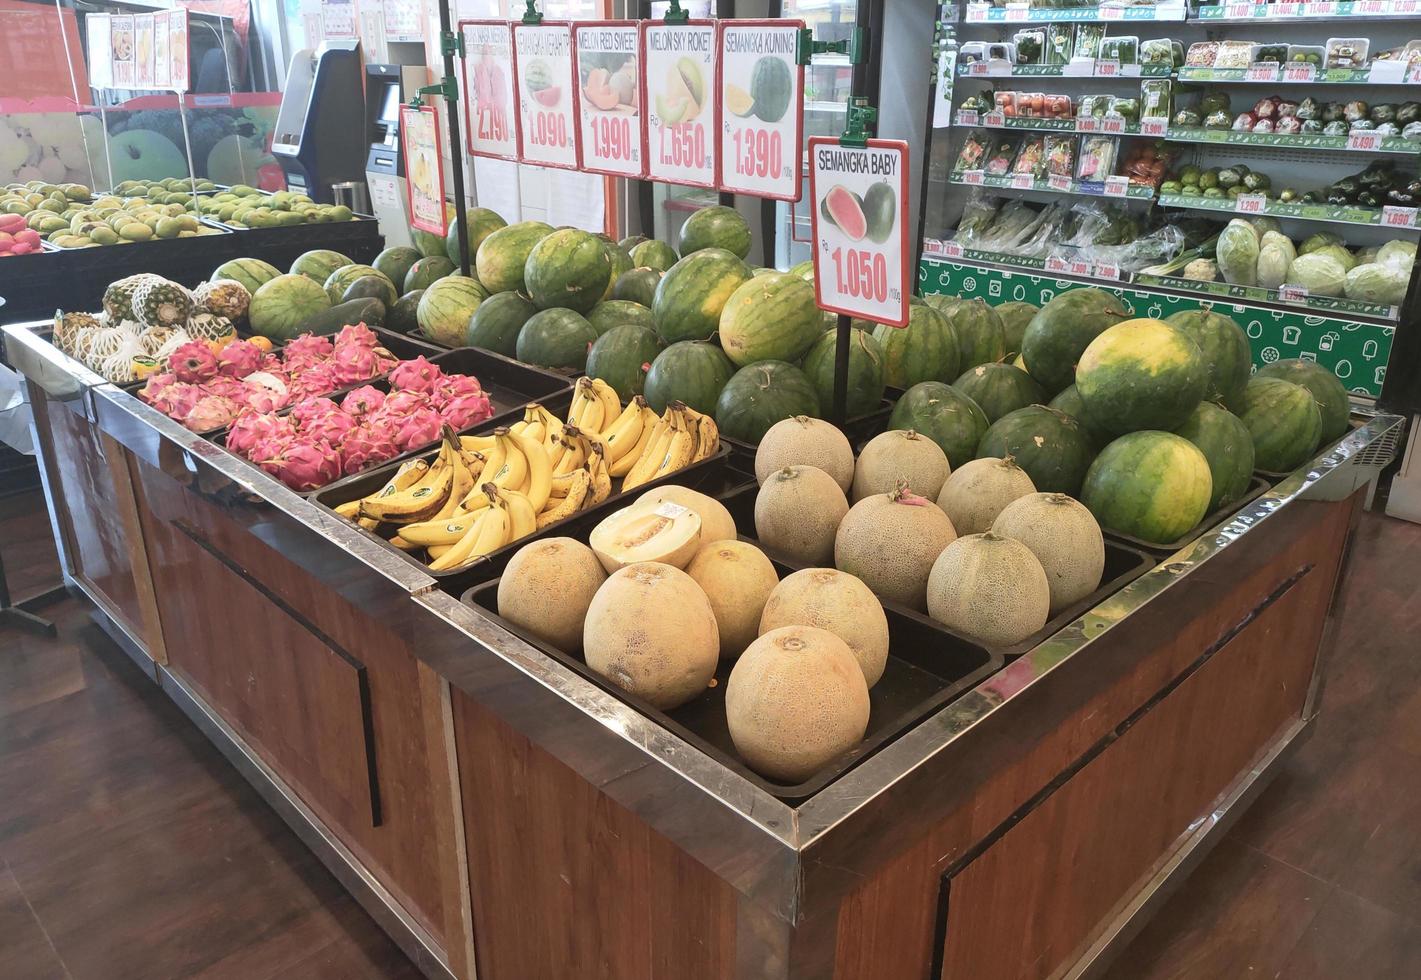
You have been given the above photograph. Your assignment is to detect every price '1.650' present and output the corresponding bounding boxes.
[659,122,705,169]
[830,247,889,304]
[732,127,783,180]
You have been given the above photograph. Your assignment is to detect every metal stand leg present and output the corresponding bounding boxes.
[0,547,63,637]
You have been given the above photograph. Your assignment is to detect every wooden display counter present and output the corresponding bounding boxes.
[5,318,1404,980]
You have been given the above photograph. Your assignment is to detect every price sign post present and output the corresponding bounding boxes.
[460,21,519,160]
[401,104,448,236]
[573,21,644,178]
[715,20,805,200]
[513,21,580,170]
[641,18,717,188]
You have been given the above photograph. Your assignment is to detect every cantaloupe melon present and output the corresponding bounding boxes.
[834,486,957,611]
[852,429,950,503]
[498,537,606,650]
[991,493,1105,615]
[687,540,779,658]
[926,532,1049,647]
[755,416,855,493]
[759,568,889,688]
[583,562,719,709]
[629,485,737,545]
[936,456,1036,536]
[725,625,871,782]
[590,504,702,572]
[754,466,849,564]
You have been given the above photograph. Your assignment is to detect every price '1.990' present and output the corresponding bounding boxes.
[592,114,633,161]
[830,247,889,304]
[732,127,783,180]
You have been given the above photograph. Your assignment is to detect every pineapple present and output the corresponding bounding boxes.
[53,311,101,353]
[185,312,235,343]
[132,278,194,328]
[192,279,251,321]
[101,274,151,321]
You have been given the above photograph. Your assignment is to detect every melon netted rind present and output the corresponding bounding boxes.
[754,465,849,565]
[687,540,780,659]
[498,538,606,650]
[852,429,951,503]
[755,416,855,493]
[834,486,958,612]
[759,568,890,688]
[936,456,1037,537]
[926,532,1051,647]
[991,493,1105,615]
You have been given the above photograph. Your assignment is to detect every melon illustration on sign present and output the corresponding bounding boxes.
[583,55,637,112]
[656,57,704,124]
[524,59,561,107]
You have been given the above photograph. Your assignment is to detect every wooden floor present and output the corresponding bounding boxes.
[1,492,1418,979]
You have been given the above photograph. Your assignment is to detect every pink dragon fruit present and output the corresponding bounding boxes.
[287,361,341,399]
[440,391,494,430]
[388,355,443,394]
[202,375,250,402]
[241,384,286,415]
[259,437,343,492]
[341,384,385,417]
[330,342,381,385]
[138,372,176,404]
[289,396,342,428]
[392,407,444,451]
[226,410,295,456]
[149,381,204,421]
[373,348,399,374]
[433,373,487,406]
[217,339,263,379]
[170,341,220,384]
[340,420,401,475]
[283,333,335,362]
[334,322,380,350]
[302,408,358,447]
[257,352,283,373]
[183,394,242,433]
[376,389,432,420]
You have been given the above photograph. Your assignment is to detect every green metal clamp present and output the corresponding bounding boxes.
[410,75,459,108]
[522,1,542,24]
[663,0,689,23]
[796,26,868,67]
[840,98,877,148]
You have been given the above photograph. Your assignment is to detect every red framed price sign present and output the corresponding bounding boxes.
[513,21,580,170]
[715,19,805,201]
[460,21,519,161]
[641,19,717,188]
[401,104,447,236]
[167,9,189,92]
[808,137,911,328]
[572,21,644,178]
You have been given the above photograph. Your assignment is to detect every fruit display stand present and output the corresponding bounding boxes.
[4,305,1408,978]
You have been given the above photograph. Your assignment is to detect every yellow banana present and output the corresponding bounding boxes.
[334,500,361,520]
[588,378,622,431]
[502,488,537,540]
[548,470,580,498]
[568,378,605,434]
[434,459,474,521]
[587,445,612,506]
[621,413,675,490]
[488,429,528,492]
[428,487,505,571]
[692,412,720,461]
[427,544,451,560]
[399,511,484,547]
[357,516,381,531]
[389,534,420,551]
[478,436,506,487]
[552,429,586,477]
[536,470,590,528]
[522,420,546,445]
[361,448,453,521]
[459,433,497,453]
[361,458,428,509]
[509,427,552,512]
[609,406,660,478]
[655,415,697,477]
[601,396,646,463]
[531,404,565,452]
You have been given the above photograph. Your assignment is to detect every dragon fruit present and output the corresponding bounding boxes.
[330,342,381,386]
[290,396,342,428]
[388,355,442,394]
[440,391,494,430]
[377,389,432,420]
[183,394,242,433]
[202,375,249,402]
[170,340,220,383]
[392,407,443,451]
[342,385,386,417]
[433,373,487,406]
[283,333,335,363]
[259,438,343,491]
[217,339,263,379]
[227,410,294,456]
[334,322,380,350]
[302,408,358,447]
[340,420,401,475]
[138,372,176,403]
[287,362,341,399]
[148,381,203,420]
[242,384,287,415]
[373,348,399,373]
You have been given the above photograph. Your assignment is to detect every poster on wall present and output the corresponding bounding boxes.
[641,19,716,188]
[716,20,804,201]
[383,0,421,39]
[169,9,190,92]
[401,104,447,235]
[111,15,135,88]
[572,21,643,179]
[808,137,911,327]
[321,0,357,39]
[460,21,519,161]
[154,14,171,90]
[513,21,580,170]
[87,14,113,91]
[134,14,155,89]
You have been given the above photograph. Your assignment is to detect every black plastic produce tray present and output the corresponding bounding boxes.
[201,213,384,267]
[1102,475,1273,556]
[461,553,1000,803]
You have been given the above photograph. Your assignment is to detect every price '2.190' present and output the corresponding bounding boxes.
[477,106,508,143]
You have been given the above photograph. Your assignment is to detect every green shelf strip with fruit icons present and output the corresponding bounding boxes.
[1176,67,1382,84]
[1156,192,1401,226]
[954,113,1142,134]
[949,172,1158,198]
[1164,126,1420,155]
[963,4,1189,23]
[956,63,1173,78]
[1133,272,1400,321]
[919,255,1393,396]
[1194,0,1421,21]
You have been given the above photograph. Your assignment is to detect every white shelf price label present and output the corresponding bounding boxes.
[1076,116,1098,133]
[462,21,519,160]
[1099,4,1125,19]
[969,60,992,76]
[573,22,643,178]
[1047,173,1072,191]
[1356,0,1386,12]
[1282,63,1316,83]
[1004,6,1030,21]
[1306,0,1337,14]
[513,22,579,169]
[1094,262,1122,281]
[717,21,805,200]
[961,169,985,186]
[1140,118,1168,136]
[1095,59,1120,77]
[1104,175,1130,197]
[1274,1,1300,14]
[1278,284,1309,304]
[1347,131,1383,152]
[965,3,989,22]
[1100,116,1126,135]
[942,240,965,260]
[1224,2,1253,16]
[1068,258,1092,276]
[983,110,1006,127]
[1246,63,1279,82]
[1235,193,1268,214]
[957,110,980,126]
[810,137,911,328]
[1381,205,1419,228]
[1407,63,1421,85]
[1045,255,1071,274]
[1398,0,1420,13]
[1010,172,1035,189]
[641,19,717,187]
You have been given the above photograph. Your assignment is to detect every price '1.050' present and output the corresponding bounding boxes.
[830,247,889,304]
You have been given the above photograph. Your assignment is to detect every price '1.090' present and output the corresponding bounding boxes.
[529,110,568,150]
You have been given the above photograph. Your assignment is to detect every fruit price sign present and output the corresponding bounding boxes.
[401,105,446,236]
[809,138,911,327]
[641,20,717,188]
[715,20,805,201]
[513,22,580,170]
[111,15,134,88]
[573,22,643,178]
[461,21,518,160]
[168,9,189,93]
[86,15,113,90]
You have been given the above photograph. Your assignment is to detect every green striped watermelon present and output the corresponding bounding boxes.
[290,249,353,285]
[466,291,536,355]
[643,341,737,415]
[404,256,456,294]
[417,275,487,347]
[680,205,751,259]
[800,328,885,418]
[211,257,281,295]
[620,235,649,251]
[248,274,332,341]
[1047,383,1110,451]
[869,303,961,389]
[1021,288,1131,395]
[788,259,814,281]
[1164,309,1252,409]
[652,248,753,344]
[585,324,664,401]
[525,228,613,314]
[323,265,394,306]
[888,382,989,469]
[1237,377,1322,472]
[976,405,1095,497]
[516,308,597,371]
[1175,402,1255,511]
[953,362,1046,423]
[372,246,423,292]
[586,300,655,336]
[1256,358,1351,444]
[1081,431,1213,544]
[445,207,507,265]
[411,223,448,259]
[945,298,1007,370]
[1076,319,1207,435]
[612,268,663,307]
[602,244,635,300]
[996,300,1038,357]
[630,239,679,272]
[718,272,820,366]
[714,361,820,443]
[475,220,553,294]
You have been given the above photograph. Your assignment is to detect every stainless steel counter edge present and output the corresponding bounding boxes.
[4,319,111,399]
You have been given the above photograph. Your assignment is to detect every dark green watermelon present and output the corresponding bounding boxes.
[1174,402,1255,511]
[996,300,1038,357]
[1081,431,1213,544]
[643,341,737,415]
[952,362,1046,423]
[371,246,422,293]
[714,361,820,444]
[586,299,656,336]
[1237,377,1323,472]
[800,328,885,418]
[619,235,649,251]
[585,325,664,401]
[1256,358,1351,444]
[467,291,537,356]
[1165,309,1252,410]
[975,405,1096,497]
[1076,319,1207,435]
[612,267,663,307]
[630,239,679,272]
[868,303,960,389]
[888,382,989,469]
[1021,288,1131,394]
[404,255,456,294]
[945,298,1007,370]
[601,243,635,301]
[342,275,397,307]
[680,205,751,258]
[1047,383,1110,451]
[515,308,597,371]
[524,228,613,314]
[652,248,753,344]
[387,289,423,334]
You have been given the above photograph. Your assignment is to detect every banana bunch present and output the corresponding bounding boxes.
[566,377,719,490]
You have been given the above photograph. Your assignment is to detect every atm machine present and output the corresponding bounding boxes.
[271,40,367,204]
[363,63,414,249]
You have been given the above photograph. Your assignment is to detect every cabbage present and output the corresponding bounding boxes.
[1285,253,1346,297]
[1355,246,1380,265]
[1377,239,1417,269]
[1257,242,1293,290]
[1299,231,1344,255]
[1253,216,1283,236]
[1312,244,1356,273]
[1217,221,1260,286]
[1344,262,1410,305]
[1260,230,1297,263]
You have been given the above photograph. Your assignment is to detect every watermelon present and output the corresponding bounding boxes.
[516,308,598,371]
[1175,402,1255,511]
[388,289,423,335]
[1257,358,1351,444]
[290,249,353,285]
[750,56,794,124]
[372,246,423,292]
[248,274,332,341]
[1047,383,1110,451]
[718,272,821,366]
[652,248,753,344]
[1021,288,1131,395]
[586,300,655,336]
[788,259,814,281]
[342,275,397,308]
[996,300,1038,357]
[1081,431,1213,544]
[680,205,751,259]
[976,405,1095,497]
[411,226,447,259]
[445,206,507,266]
[585,324,664,401]
[714,361,820,444]
[612,267,662,307]
[475,220,553,294]
[952,362,1046,423]
[1076,319,1207,435]
[888,382,990,469]
[525,228,613,314]
[211,257,280,295]
[1164,309,1252,409]
[417,275,487,347]
[822,185,868,240]
[630,239,679,272]
[869,303,961,389]
[404,256,456,294]
[620,235,649,250]
[801,328,885,419]
[323,264,391,306]
[945,298,1007,370]
[467,291,536,355]
[1237,377,1323,472]
[602,243,635,300]
[643,341,737,415]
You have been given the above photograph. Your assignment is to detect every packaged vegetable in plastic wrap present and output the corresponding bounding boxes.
[1256,230,1297,290]
[953,190,1003,245]
[1285,252,1347,296]
[1217,219,1261,286]
[1076,223,1188,274]
[954,131,993,172]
